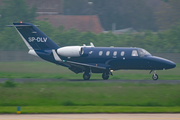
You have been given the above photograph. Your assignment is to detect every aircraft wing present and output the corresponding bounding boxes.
[64,60,111,71]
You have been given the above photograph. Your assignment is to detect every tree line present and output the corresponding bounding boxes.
[0,0,179,53]
[1,20,180,53]
[64,0,180,31]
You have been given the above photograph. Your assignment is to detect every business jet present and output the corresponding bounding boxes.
[8,22,176,80]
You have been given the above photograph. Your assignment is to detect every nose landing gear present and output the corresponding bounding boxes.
[150,70,158,80]
[152,73,158,80]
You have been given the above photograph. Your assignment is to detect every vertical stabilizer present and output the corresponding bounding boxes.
[12,22,59,50]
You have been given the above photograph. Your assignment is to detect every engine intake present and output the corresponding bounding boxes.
[57,46,84,57]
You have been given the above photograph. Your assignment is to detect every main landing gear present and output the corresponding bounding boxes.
[150,70,158,81]
[83,72,91,80]
[102,72,109,80]
[83,71,112,80]
[102,71,113,80]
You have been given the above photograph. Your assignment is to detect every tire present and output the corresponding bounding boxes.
[83,73,90,80]
[102,72,109,80]
[152,74,158,81]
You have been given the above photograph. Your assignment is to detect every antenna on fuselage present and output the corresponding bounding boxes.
[82,42,94,47]
[90,42,94,47]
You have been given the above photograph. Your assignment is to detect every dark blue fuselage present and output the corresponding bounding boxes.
[10,22,176,80]
[36,47,176,73]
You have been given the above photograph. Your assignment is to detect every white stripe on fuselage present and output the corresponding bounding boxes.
[52,49,62,61]
[28,50,39,57]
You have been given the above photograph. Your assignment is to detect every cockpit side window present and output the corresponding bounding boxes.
[138,49,151,57]
[131,50,138,56]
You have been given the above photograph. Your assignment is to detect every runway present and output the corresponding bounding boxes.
[1,114,180,120]
[0,78,180,84]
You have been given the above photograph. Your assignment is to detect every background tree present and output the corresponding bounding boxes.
[0,0,36,31]
[93,0,157,31]
[0,0,179,52]
[155,0,180,30]
[64,0,157,31]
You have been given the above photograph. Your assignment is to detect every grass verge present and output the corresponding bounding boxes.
[0,62,179,80]
[1,72,180,80]
[0,82,180,107]
[1,106,180,113]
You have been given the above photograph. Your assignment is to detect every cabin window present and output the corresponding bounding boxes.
[99,51,103,56]
[121,51,125,56]
[106,51,110,56]
[131,50,138,56]
[113,51,117,56]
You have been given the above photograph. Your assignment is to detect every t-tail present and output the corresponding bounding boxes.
[8,22,60,50]
[7,22,63,64]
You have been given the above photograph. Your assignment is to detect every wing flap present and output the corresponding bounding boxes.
[64,60,110,70]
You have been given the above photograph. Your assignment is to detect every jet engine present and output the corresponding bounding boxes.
[57,46,84,57]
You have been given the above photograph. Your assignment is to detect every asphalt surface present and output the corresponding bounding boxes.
[0,78,180,84]
[1,114,180,120]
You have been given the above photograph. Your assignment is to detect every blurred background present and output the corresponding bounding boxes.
[0,0,180,110]
[0,0,180,61]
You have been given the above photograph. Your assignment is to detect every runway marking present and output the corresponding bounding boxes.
[110,118,180,120]
[0,119,102,120]
[1,114,180,120]
[2,118,180,120]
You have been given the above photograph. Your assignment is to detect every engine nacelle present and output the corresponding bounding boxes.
[57,46,84,57]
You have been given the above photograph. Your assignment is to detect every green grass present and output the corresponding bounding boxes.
[0,82,180,107]
[0,62,179,80]
[1,106,180,113]
[0,62,180,113]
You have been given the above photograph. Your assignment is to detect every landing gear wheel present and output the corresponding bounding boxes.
[102,72,109,80]
[83,72,90,80]
[152,74,158,81]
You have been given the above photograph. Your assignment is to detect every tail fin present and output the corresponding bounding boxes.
[11,22,59,50]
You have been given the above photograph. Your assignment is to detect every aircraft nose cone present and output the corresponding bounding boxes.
[150,56,176,70]
[169,61,176,69]
[164,60,176,69]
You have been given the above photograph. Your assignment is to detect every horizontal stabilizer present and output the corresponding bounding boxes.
[7,25,32,27]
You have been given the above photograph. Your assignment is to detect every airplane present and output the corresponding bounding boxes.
[8,22,176,80]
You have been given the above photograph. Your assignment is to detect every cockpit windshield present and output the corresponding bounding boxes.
[138,49,151,57]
